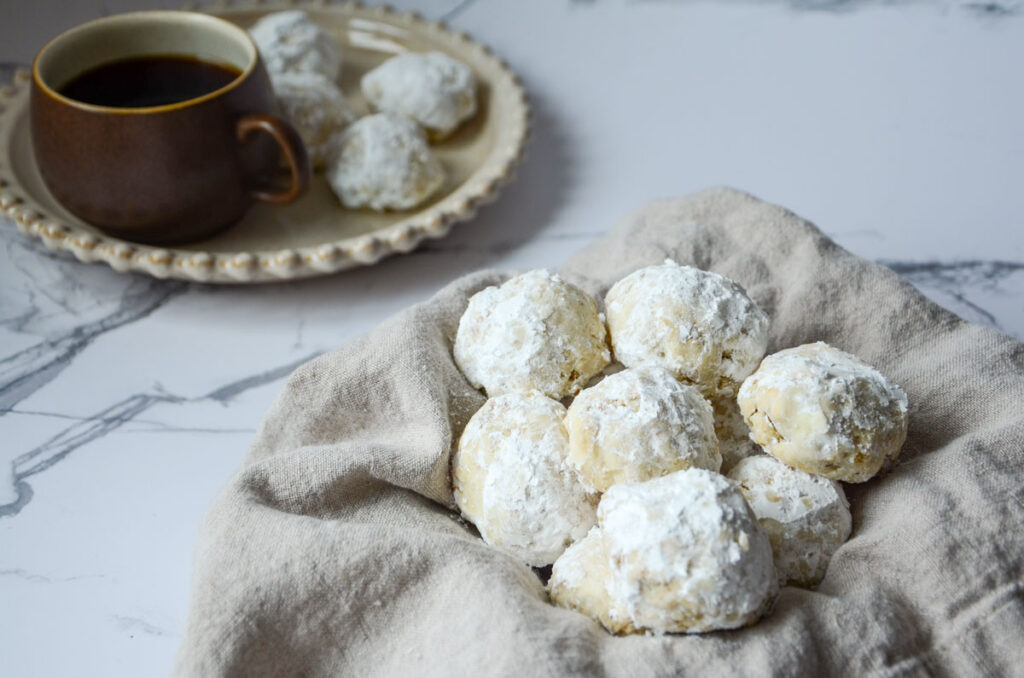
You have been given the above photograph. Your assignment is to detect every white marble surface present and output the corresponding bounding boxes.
[2,0,1023,674]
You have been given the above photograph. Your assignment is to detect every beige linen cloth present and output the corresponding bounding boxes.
[175,188,1024,677]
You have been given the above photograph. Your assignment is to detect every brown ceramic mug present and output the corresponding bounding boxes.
[31,11,310,245]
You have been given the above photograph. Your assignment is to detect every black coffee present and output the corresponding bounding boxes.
[59,55,241,108]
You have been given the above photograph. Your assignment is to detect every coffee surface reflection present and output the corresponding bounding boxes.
[59,55,241,108]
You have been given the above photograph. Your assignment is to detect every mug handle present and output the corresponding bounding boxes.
[236,114,311,205]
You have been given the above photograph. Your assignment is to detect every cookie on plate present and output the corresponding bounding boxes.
[249,10,342,81]
[362,51,477,138]
[272,71,356,169]
[326,113,445,211]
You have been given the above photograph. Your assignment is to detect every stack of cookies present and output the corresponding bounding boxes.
[450,262,909,635]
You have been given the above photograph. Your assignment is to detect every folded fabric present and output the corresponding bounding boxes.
[175,187,1024,677]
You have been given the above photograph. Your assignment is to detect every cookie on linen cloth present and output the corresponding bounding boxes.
[604,260,770,399]
[249,10,342,81]
[326,113,445,211]
[564,366,721,492]
[452,391,596,567]
[712,395,764,473]
[453,270,611,399]
[728,455,852,587]
[737,341,909,483]
[361,51,477,138]
[272,72,356,169]
[547,526,635,634]
[599,468,778,634]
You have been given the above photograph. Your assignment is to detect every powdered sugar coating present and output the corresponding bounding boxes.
[728,455,851,587]
[737,342,909,483]
[326,113,445,211]
[604,261,770,399]
[272,71,356,169]
[547,527,635,633]
[452,391,596,566]
[362,51,477,138]
[599,468,777,633]
[565,366,721,492]
[712,395,764,473]
[249,10,342,81]
[454,270,611,399]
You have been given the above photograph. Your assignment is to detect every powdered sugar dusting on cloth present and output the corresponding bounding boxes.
[172,187,1024,677]
[599,468,777,634]
[605,260,769,398]
[454,270,611,399]
[452,391,596,567]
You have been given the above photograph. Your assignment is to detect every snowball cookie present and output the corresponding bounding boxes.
[712,396,764,474]
[548,527,635,634]
[604,260,770,399]
[272,72,356,169]
[565,366,721,492]
[453,270,611,399]
[728,455,852,588]
[326,113,445,211]
[599,468,778,634]
[249,10,342,81]
[362,51,477,138]
[452,391,596,567]
[737,342,909,483]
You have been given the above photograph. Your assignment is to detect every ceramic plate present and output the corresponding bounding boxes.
[0,1,529,283]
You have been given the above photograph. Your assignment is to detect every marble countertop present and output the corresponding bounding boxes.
[2,0,1022,674]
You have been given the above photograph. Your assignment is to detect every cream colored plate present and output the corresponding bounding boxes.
[0,1,529,283]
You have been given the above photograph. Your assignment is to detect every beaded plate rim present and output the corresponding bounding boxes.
[0,0,531,283]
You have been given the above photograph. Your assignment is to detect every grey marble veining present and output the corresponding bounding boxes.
[603,0,1023,14]
[1,1,1023,674]
[0,90,1021,516]
[879,259,1024,336]
[0,225,188,413]
[2,219,1020,521]
[0,132,1021,521]
[3,331,318,519]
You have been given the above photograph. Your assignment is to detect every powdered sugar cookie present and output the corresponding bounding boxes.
[249,10,342,81]
[712,396,763,473]
[452,391,596,567]
[547,527,634,633]
[599,468,777,633]
[565,366,720,492]
[737,342,909,483]
[728,455,851,587]
[326,113,445,211]
[605,261,770,399]
[272,71,356,169]
[362,51,477,138]
[454,270,611,399]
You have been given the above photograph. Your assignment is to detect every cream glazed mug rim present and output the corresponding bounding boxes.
[32,10,260,115]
